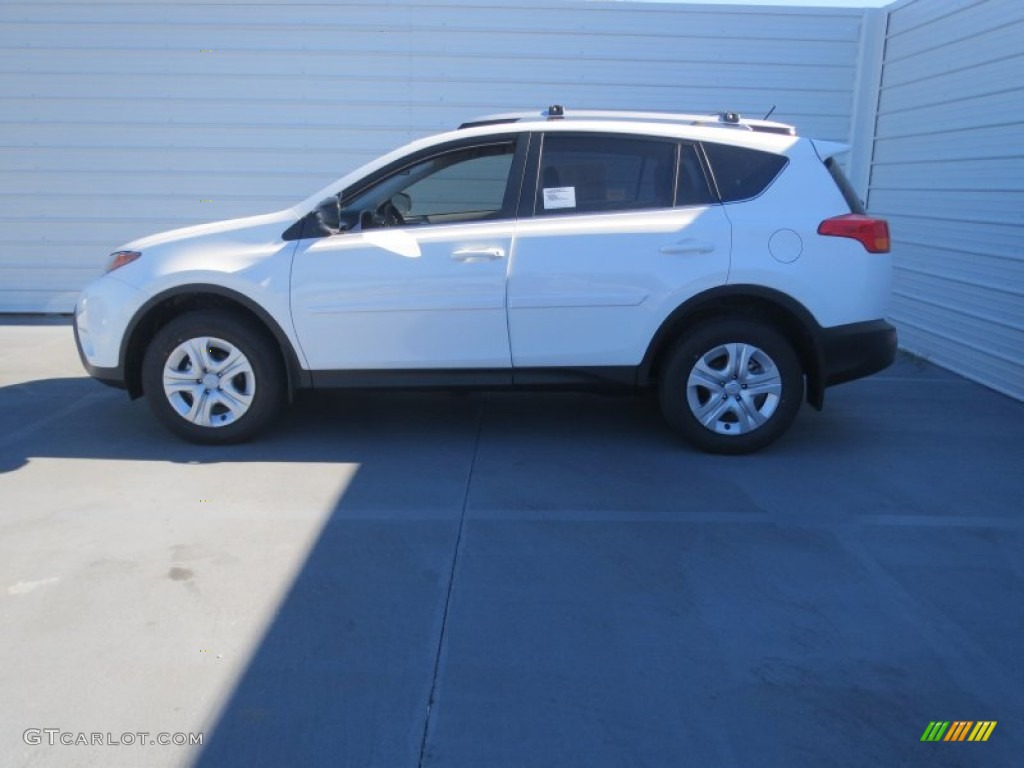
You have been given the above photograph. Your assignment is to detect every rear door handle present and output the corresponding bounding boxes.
[660,239,715,255]
[451,247,505,262]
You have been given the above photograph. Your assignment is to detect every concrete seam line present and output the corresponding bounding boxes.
[417,399,485,768]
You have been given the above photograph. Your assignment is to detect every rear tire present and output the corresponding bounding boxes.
[659,320,803,454]
[141,310,285,444]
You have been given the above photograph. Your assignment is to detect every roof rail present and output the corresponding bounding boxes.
[459,106,796,136]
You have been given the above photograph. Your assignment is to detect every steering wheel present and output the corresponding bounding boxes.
[380,200,405,227]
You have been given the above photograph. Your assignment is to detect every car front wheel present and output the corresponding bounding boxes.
[141,310,285,444]
[659,320,803,454]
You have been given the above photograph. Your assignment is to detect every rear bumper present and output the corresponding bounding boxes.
[820,319,897,388]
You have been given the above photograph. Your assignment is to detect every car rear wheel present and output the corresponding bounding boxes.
[659,320,803,454]
[141,310,285,444]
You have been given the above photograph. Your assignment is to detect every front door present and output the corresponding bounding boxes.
[291,136,525,372]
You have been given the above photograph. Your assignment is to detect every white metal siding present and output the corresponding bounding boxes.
[0,0,866,312]
[870,0,1024,400]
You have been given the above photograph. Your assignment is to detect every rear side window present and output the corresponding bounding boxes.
[536,134,676,215]
[703,143,788,202]
[824,157,866,214]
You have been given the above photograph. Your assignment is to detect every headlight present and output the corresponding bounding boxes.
[106,250,141,273]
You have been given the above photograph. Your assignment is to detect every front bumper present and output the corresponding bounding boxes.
[73,275,142,390]
[73,317,126,389]
[820,319,898,388]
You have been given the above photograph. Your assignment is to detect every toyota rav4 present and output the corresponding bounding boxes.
[74,106,896,454]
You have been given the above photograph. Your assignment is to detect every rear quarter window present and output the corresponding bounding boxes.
[703,143,788,202]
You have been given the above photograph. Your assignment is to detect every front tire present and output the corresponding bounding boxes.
[141,310,285,444]
[659,320,803,454]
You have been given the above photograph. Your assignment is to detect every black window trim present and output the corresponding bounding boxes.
[824,156,866,214]
[694,141,718,202]
[679,141,717,208]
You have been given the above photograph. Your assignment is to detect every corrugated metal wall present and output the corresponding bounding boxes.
[869,0,1024,400]
[0,0,866,312]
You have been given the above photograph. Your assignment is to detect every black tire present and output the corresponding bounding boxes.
[141,310,285,444]
[658,319,803,454]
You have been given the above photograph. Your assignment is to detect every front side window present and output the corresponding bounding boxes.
[394,145,515,220]
[310,141,516,235]
[535,134,677,215]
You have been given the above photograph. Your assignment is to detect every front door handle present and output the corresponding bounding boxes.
[660,239,715,255]
[451,247,505,262]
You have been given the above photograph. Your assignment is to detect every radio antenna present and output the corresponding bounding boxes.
[763,105,777,120]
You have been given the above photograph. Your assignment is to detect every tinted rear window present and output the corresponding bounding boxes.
[703,143,787,202]
[536,133,677,215]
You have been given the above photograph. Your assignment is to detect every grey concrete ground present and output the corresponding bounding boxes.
[1,317,1021,768]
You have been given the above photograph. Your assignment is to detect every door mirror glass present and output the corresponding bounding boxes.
[315,196,359,234]
[315,196,341,231]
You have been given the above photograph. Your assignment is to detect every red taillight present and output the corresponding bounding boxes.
[817,214,890,253]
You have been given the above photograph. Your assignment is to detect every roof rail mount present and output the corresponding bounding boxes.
[457,107,797,136]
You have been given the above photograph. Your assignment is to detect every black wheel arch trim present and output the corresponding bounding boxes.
[118,284,310,398]
[638,284,829,409]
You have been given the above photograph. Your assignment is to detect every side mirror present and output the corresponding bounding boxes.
[315,196,341,232]
[314,196,360,234]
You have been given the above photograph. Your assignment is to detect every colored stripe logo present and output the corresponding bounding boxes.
[921,721,997,742]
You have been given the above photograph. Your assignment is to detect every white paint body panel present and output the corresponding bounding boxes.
[75,210,305,370]
[728,140,892,328]
[508,206,731,366]
[74,275,143,368]
[290,221,513,369]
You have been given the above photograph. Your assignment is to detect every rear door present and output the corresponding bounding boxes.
[507,131,732,370]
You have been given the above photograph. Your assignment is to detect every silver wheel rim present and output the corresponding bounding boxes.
[162,337,255,428]
[686,342,783,436]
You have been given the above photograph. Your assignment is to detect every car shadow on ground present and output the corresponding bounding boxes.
[0,371,874,475]
[0,375,666,467]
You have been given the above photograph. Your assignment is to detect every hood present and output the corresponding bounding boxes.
[121,209,299,252]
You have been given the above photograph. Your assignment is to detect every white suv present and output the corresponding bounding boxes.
[74,106,896,453]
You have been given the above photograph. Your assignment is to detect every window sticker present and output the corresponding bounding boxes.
[542,186,576,210]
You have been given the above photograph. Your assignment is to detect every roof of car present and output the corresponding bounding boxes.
[459,105,797,136]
